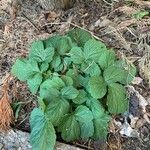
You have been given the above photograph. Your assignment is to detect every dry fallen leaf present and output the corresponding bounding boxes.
[0,75,14,131]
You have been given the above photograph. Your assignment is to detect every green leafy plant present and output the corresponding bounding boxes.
[11,28,136,150]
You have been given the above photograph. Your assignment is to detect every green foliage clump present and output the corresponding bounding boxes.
[11,28,136,150]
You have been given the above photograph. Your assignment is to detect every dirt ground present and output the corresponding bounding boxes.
[0,0,150,149]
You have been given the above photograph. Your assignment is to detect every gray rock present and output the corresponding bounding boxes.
[0,129,83,150]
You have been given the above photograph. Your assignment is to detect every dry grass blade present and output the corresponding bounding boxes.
[0,75,14,131]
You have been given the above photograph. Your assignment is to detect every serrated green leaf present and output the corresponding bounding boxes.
[114,60,136,84]
[61,86,79,99]
[40,77,65,100]
[11,58,39,81]
[80,121,94,139]
[45,98,70,126]
[78,75,90,89]
[107,83,128,114]
[75,105,93,123]
[67,28,92,47]
[72,90,87,104]
[57,36,73,55]
[81,62,101,76]
[40,62,49,72]
[88,76,107,99]
[44,35,61,48]
[61,114,80,142]
[86,98,105,119]
[83,39,107,62]
[27,73,43,94]
[133,11,149,19]
[66,69,80,87]
[70,47,84,64]
[63,57,72,67]
[103,66,126,84]
[30,108,56,150]
[93,115,110,140]
[61,75,73,86]
[51,55,61,71]
[98,50,116,70]
[29,40,54,63]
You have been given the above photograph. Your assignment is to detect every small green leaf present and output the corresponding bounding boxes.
[40,62,49,72]
[27,73,43,94]
[133,11,149,19]
[30,108,56,150]
[29,40,54,63]
[46,98,70,126]
[61,114,80,142]
[75,105,93,123]
[70,47,84,64]
[88,76,107,99]
[107,83,128,114]
[61,75,73,86]
[67,28,92,47]
[83,39,107,62]
[98,50,116,70]
[81,62,101,76]
[61,86,79,99]
[72,90,87,104]
[44,35,61,48]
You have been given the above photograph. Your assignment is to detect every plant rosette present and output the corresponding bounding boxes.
[11,28,136,150]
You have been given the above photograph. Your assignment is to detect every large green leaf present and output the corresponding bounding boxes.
[88,76,107,99]
[70,47,84,64]
[81,62,101,76]
[30,108,56,150]
[11,58,39,81]
[61,114,80,142]
[45,98,70,126]
[27,73,43,94]
[115,60,136,84]
[83,39,107,62]
[107,83,128,114]
[98,50,116,70]
[72,90,87,104]
[67,28,92,47]
[29,40,54,63]
[61,86,79,100]
[75,105,93,123]
[103,66,126,84]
